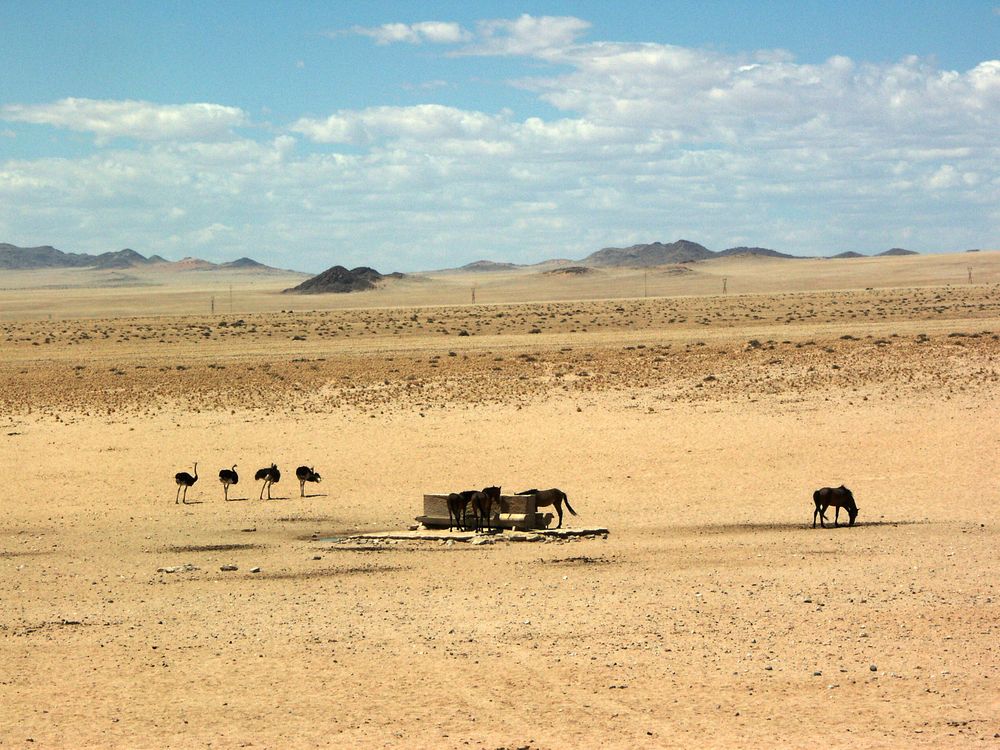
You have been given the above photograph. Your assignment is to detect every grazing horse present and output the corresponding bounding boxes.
[516,488,577,529]
[812,485,859,528]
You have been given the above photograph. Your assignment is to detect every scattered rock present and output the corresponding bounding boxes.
[220,565,238,572]
[157,564,199,574]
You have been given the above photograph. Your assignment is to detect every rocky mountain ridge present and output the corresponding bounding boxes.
[0,243,284,272]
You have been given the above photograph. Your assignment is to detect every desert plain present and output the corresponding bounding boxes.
[1,251,998,749]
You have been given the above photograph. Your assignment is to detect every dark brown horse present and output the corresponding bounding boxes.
[469,486,501,532]
[516,488,577,529]
[448,486,501,532]
[447,492,470,531]
[812,485,859,528]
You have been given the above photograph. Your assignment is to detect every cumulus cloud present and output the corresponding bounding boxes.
[291,104,506,145]
[0,98,248,142]
[348,14,589,56]
[465,14,591,57]
[349,21,470,45]
[517,44,1000,153]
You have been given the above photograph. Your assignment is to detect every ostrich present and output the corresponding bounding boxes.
[174,462,198,504]
[295,466,321,497]
[255,463,280,500]
[219,465,239,501]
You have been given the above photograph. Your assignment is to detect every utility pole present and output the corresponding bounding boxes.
[968,266,973,284]
[643,270,648,298]
[723,277,728,294]
[471,285,476,304]
[229,284,233,313]
[211,295,215,314]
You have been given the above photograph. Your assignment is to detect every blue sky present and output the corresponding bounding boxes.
[1,2,997,271]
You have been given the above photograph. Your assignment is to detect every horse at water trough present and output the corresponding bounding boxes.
[447,492,471,531]
[449,486,501,532]
[516,488,577,529]
[812,485,859,528]
[470,486,501,532]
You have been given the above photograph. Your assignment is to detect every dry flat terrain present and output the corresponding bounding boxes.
[1,252,999,748]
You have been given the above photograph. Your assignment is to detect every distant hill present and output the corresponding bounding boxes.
[829,251,866,259]
[584,239,714,267]
[0,242,281,272]
[284,265,402,294]
[93,248,158,269]
[459,260,523,272]
[222,257,269,269]
[877,248,918,256]
[544,265,596,276]
[0,243,96,270]
[718,246,797,259]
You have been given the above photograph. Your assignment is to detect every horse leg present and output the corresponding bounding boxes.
[176,485,181,504]
[555,500,563,529]
[819,504,827,528]
[834,506,841,526]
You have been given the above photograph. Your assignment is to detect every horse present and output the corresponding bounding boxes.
[447,492,470,531]
[812,485,859,528]
[469,486,501,532]
[450,486,501,532]
[516,488,577,529]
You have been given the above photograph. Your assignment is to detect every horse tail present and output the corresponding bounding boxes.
[560,490,578,516]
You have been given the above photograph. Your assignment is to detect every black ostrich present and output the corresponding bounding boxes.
[295,466,322,497]
[255,463,280,500]
[219,465,239,501]
[174,462,198,504]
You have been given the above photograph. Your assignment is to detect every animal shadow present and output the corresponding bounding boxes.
[675,519,931,536]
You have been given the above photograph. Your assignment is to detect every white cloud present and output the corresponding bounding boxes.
[465,14,590,57]
[350,21,470,45]
[348,14,588,57]
[0,98,248,142]
[291,104,506,145]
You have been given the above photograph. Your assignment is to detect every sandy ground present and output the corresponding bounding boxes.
[1,254,999,748]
